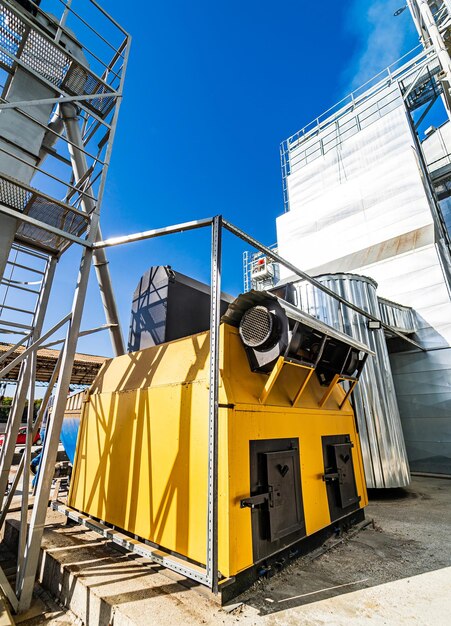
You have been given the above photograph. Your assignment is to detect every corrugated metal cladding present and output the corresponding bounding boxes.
[378,298,416,334]
[389,348,451,474]
[277,74,451,475]
[297,274,410,489]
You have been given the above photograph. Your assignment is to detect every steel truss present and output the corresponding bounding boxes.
[0,0,131,612]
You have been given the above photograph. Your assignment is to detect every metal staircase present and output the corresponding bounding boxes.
[0,244,49,340]
[0,0,131,612]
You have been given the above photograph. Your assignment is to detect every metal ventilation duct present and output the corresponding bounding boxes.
[296,273,410,489]
[223,289,372,380]
[128,265,233,352]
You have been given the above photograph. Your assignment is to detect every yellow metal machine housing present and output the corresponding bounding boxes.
[69,321,368,586]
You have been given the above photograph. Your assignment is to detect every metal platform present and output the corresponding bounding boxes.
[0,0,118,119]
[0,173,89,255]
[0,342,106,385]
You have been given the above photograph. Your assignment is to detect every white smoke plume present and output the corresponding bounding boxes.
[343,0,418,92]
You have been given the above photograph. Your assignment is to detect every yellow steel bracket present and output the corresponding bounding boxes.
[291,366,315,407]
[259,356,315,406]
[259,356,285,404]
[318,374,359,409]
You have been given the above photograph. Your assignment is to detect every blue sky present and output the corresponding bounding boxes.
[41,0,419,360]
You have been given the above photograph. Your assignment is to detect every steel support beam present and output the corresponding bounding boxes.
[40,323,117,349]
[93,217,214,248]
[0,215,17,284]
[0,334,31,366]
[16,350,36,591]
[53,502,208,584]
[16,234,97,611]
[409,0,451,113]
[206,215,222,593]
[0,313,71,380]
[0,257,57,511]
[414,92,438,129]
[61,103,125,356]
[0,93,118,112]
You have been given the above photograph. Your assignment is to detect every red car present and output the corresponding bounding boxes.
[0,427,41,447]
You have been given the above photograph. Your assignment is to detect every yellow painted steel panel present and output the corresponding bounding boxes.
[70,324,367,579]
[225,409,366,574]
[70,381,230,572]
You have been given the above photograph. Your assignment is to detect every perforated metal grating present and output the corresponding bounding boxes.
[22,28,68,85]
[0,2,115,116]
[0,174,89,253]
[239,305,273,348]
[0,175,30,210]
[0,8,24,70]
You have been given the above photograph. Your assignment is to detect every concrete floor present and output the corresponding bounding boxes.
[8,476,451,625]
[232,476,451,624]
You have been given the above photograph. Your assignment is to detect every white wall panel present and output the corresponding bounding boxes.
[278,86,451,474]
[278,107,434,274]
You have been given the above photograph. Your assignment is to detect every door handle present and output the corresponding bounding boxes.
[240,492,270,509]
[323,471,339,483]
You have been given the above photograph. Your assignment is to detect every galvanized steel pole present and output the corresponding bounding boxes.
[17,229,97,611]
[0,257,57,510]
[61,102,125,357]
[206,215,222,593]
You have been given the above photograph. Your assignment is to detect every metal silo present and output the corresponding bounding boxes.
[297,273,410,488]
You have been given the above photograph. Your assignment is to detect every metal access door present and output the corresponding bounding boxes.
[265,449,303,541]
[322,435,360,522]
[243,438,306,562]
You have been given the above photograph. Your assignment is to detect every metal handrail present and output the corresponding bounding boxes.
[284,45,430,146]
